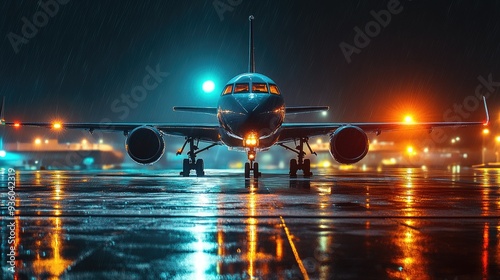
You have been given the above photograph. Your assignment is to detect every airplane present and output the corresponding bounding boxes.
[0,15,490,178]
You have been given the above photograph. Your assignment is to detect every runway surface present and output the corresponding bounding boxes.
[1,167,500,279]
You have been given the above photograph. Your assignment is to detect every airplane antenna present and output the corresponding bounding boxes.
[248,15,255,73]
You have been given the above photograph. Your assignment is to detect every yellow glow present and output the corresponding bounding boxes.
[404,115,414,124]
[244,132,259,147]
[14,122,21,128]
[52,122,62,130]
[34,138,42,145]
[496,136,500,143]
[320,160,331,168]
[407,146,414,154]
[483,128,490,135]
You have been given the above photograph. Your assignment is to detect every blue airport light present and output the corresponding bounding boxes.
[202,80,215,93]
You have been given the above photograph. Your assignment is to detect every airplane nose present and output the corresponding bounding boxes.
[240,94,269,114]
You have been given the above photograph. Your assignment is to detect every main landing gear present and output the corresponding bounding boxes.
[177,137,217,177]
[245,149,261,179]
[278,137,316,178]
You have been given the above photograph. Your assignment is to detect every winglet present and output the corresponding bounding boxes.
[483,96,490,126]
[0,96,5,125]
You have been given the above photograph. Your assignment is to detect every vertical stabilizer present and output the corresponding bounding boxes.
[248,15,255,73]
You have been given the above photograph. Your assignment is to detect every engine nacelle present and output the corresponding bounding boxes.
[329,126,369,164]
[126,126,165,165]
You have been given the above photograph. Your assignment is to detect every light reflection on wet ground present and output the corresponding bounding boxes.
[1,167,500,279]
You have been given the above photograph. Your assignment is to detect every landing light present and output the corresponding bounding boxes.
[244,132,259,147]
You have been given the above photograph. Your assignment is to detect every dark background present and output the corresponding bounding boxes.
[1,0,499,148]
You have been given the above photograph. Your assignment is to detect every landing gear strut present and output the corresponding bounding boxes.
[177,137,217,177]
[245,150,261,179]
[278,137,316,178]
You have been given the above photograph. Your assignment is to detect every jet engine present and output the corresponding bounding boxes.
[329,126,369,164]
[126,126,165,165]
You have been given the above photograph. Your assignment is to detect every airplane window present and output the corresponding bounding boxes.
[269,84,280,95]
[234,83,249,93]
[252,83,268,93]
[222,85,233,95]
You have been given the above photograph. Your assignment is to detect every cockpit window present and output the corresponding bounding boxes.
[234,83,249,93]
[252,83,268,93]
[269,84,280,95]
[222,84,233,95]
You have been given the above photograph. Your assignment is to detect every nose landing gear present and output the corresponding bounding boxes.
[245,150,261,179]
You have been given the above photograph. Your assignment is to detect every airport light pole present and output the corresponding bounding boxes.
[482,129,489,165]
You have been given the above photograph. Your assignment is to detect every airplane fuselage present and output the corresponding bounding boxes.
[217,73,285,151]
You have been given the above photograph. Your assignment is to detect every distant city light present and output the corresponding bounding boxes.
[321,111,328,117]
[202,80,215,93]
[52,122,62,130]
[482,128,490,135]
[406,146,416,155]
[34,138,41,145]
[496,136,500,143]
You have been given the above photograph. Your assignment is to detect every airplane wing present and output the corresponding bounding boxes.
[0,96,221,143]
[285,106,329,114]
[2,121,222,143]
[173,107,217,115]
[279,96,490,143]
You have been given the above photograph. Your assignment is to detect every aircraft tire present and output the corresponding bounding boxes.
[244,162,251,178]
[182,159,190,177]
[196,159,205,177]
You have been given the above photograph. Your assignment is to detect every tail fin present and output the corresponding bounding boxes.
[248,15,255,73]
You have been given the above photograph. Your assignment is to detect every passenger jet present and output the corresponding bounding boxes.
[0,16,490,178]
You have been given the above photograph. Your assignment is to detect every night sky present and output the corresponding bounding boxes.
[1,0,499,144]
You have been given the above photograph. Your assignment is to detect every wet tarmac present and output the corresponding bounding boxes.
[1,167,500,279]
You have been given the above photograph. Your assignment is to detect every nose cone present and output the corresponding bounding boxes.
[218,94,284,138]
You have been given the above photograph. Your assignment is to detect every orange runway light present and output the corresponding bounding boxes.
[14,122,21,128]
[403,115,414,124]
[52,122,62,130]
